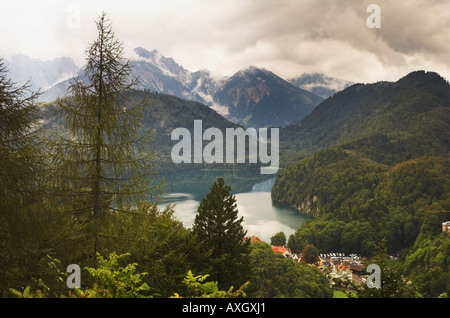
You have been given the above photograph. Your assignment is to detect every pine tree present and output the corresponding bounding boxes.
[50,12,161,267]
[192,177,251,290]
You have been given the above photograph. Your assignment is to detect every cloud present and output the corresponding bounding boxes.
[1,0,449,83]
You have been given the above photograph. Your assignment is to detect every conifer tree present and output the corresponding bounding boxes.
[192,177,251,290]
[0,58,45,296]
[51,12,161,267]
[0,58,42,222]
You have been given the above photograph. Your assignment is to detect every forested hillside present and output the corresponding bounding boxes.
[272,71,450,297]
[40,90,260,173]
[279,71,450,166]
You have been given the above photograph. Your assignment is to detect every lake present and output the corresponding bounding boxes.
[157,169,308,243]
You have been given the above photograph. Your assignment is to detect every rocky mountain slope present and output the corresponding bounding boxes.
[21,47,329,128]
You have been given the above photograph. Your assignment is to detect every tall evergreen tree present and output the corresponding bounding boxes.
[0,58,45,296]
[0,58,42,222]
[192,177,251,290]
[50,12,161,267]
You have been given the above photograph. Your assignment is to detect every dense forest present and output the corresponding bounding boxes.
[279,70,450,166]
[272,71,450,297]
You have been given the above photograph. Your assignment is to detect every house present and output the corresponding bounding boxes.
[349,262,364,273]
[245,235,262,242]
[330,257,341,266]
[350,262,365,285]
[271,246,292,258]
[442,221,450,233]
[330,263,352,282]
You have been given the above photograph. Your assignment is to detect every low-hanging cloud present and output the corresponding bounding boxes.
[1,0,449,83]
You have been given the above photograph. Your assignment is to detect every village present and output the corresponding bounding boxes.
[273,245,367,287]
[246,235,369,289]
[246,221,450,291]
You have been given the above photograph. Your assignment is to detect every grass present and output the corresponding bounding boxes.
[333,289,357,298]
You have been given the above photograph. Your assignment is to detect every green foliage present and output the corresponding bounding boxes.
[172,270,249,298]
[403,232,450,297]
[246,241,333,298]
[0,58,43,222]
[270,232,287,246]
[48,12,162,266]
[99,201,207,297]
[10,254,249,299]
[10,253,152,298]
[0,57,53,297]
[82,252,151,298]
[352,240,416,298]
[302,244,319,264]
[193,177,251,290]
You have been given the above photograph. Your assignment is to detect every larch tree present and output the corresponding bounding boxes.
[51,12,161,267]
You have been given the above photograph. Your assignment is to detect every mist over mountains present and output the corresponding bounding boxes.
[6,54,79,93]
[288,73,353,99]
[6,47,351,128]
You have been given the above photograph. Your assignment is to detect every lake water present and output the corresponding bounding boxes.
[157,169,307,243]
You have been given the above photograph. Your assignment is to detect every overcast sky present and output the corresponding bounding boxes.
[1,0,449,83]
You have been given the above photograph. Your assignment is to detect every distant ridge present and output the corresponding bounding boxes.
[14,47,333,128]
[280,70,450,166]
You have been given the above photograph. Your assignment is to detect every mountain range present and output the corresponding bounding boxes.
[279,70,450,166]
[7,47,351,128]
[273,70,450,214]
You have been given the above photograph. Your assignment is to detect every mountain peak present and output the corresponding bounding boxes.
[398,70,448,85]
[34,47,326,128]
[134,47,159,59]
[238,66,271,76]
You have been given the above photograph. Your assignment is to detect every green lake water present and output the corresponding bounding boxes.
[157,170,307,243]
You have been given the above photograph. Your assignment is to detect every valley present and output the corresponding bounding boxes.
[2,1,450,304]
[4,49,450,299]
